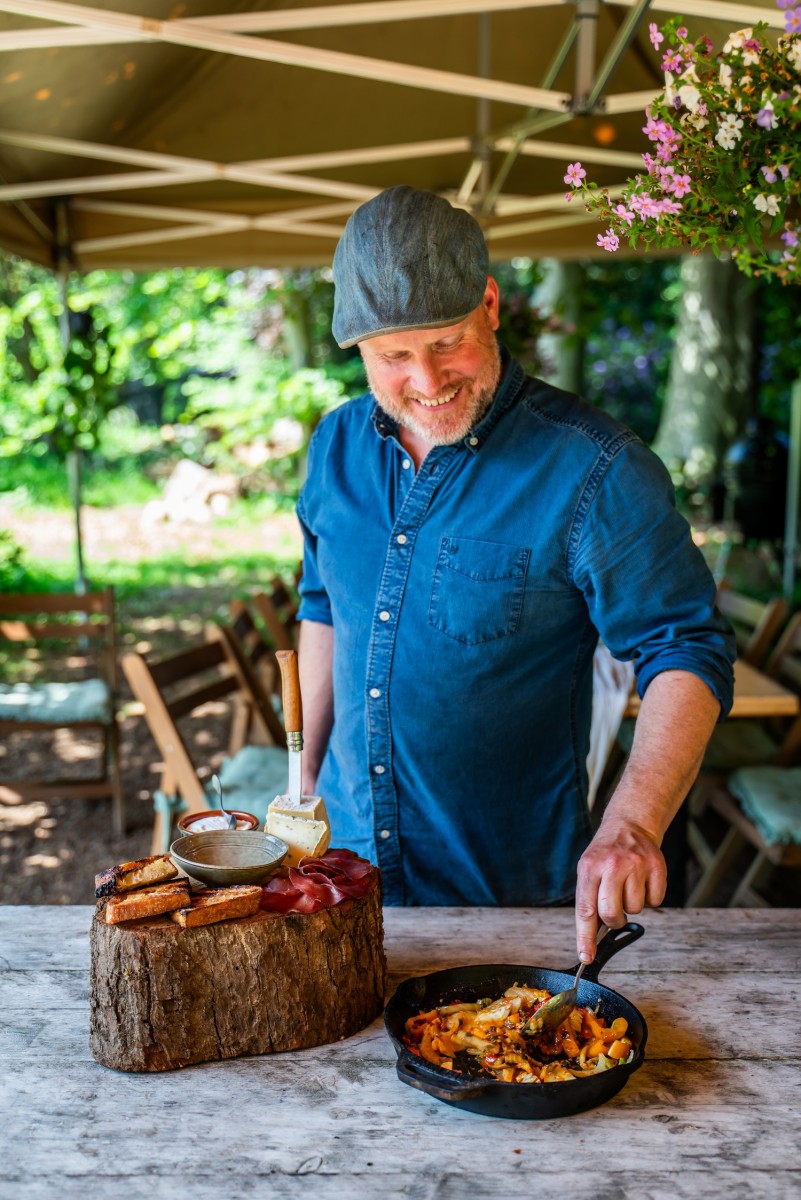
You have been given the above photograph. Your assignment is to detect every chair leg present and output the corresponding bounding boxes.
[730,853,773,907]
[685,826,748,906]
[108,717,125,838]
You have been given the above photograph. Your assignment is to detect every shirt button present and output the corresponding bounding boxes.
[380,829,391,840]
[374,764,386,775]
[468,436,479,446]
[379,610,391,622]
[369,687,381,699]
[396,533,408,545]
[402,458,411,469]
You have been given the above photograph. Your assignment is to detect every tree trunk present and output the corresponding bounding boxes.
[89,879,386,1072]
[652,255,756,482]
[534,259,585,392]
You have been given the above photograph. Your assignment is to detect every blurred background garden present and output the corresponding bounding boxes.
[2,246,801,901]
[3,248,800,611]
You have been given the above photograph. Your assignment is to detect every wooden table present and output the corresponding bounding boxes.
[625,657,801,719]
[2,906,800,1199]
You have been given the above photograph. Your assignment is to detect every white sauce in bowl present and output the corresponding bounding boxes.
[187,815,251,832]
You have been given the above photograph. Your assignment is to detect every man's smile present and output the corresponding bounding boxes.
[411,385,462,409]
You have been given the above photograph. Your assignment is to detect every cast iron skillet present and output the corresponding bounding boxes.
[384,921,646,1119]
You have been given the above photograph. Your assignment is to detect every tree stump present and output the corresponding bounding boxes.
[89,876,385,1072]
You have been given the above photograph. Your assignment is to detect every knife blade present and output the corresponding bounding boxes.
[276,649,303,805]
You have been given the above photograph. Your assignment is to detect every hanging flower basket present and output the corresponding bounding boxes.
[566,1,801,282]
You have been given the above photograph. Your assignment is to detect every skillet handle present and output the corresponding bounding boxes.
[577,921,644,983]
[396,1055,488,1102]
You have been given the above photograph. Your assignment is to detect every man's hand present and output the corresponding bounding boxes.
[575,816,666,963]
[573,669,721,964]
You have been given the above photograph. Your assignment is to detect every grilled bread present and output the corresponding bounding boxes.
[169,885,263,928]
[95,854,179,898]
[103,879,191,924]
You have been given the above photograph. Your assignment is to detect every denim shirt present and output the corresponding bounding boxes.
[296,353,735,906]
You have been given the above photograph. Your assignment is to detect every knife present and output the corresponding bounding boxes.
[275,649,303,804]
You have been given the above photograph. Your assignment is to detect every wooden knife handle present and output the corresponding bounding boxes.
[275,649,303,733]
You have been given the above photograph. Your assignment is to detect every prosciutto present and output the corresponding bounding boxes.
[260,847,376,914]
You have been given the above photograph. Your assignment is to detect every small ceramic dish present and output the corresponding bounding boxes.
[177,809,260,835]
[170,831,288,886]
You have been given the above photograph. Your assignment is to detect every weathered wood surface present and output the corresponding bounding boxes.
[1,907,800,1200]
[89,879,385,1071]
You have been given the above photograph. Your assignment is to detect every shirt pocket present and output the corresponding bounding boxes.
[428,536,531,645]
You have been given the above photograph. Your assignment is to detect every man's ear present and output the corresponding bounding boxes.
[483,277,501,332]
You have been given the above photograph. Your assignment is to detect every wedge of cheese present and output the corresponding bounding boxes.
[265,794,331,867]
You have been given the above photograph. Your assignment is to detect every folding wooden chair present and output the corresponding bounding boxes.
[227,571,300,716]
[716,581,788,668]
[122,626,288,854]
[687,612,801,906]
[0,588,124,836]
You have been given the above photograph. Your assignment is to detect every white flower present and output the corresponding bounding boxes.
[663,69,676,104]
[714,114,744,148]
[787,39,801,70]
[754,193,780,216]
[677,83,701,111]
[719,63,734,91]
[722,27,752,53]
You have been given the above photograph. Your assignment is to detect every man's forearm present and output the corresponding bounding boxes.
[575,669,721,961]
[298,619,335,795]
[604,669,721,840]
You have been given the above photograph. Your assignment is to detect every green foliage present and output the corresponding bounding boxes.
[491,259,549,376]
[578,259,681,441]
[0,529,27,589]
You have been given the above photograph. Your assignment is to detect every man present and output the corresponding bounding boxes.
[296,185,735,962]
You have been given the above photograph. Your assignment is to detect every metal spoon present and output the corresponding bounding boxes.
[525,925,610,1035]
[211,774,236,830]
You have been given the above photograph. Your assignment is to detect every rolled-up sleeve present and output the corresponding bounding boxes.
[571,438,736,719]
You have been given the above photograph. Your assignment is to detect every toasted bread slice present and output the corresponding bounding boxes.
[103,879,191,924]
[95,854,178,898]
[170,885,263,928]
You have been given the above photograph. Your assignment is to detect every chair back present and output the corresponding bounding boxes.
[763,612,801,766]
[123,628,284,846]
[716,582,788,667]
[0,587,118,688]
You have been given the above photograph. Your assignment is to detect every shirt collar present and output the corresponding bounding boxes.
[369,345,527,451]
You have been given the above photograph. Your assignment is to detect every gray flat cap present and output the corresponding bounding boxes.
[332,186,490,348]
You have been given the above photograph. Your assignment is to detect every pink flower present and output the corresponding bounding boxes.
[661,49,684,72]
[676,26,688,38]
[657,198,683,215]
[638,196,663,219]
[781,227,799,247]
[671,174,692,198]
[597,229,620,252]
[649,22,664,49]
[564,162,587,187]
[784,7,801,32]
[613,204,635,226]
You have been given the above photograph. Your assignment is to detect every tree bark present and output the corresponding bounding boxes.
[89,878,386,1072]
[652,255,756,482]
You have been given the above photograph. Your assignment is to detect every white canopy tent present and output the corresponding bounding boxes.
[0,0,785,270]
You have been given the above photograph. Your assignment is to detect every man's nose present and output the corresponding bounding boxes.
[408,355,448,397]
